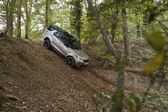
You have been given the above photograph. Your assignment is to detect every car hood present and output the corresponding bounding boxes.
[73,50,89,59]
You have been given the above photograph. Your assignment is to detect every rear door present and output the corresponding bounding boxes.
[52,31,65,55]
[58,35,70,56]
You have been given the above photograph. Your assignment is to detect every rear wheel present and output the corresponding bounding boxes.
[65,56,75,67]
[43,39,51,49]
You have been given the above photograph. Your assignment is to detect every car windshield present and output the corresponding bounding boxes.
[61,33,81,50]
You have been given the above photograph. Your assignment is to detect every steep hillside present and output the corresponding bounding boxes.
[0,38,166,112]
[0,38,116,111]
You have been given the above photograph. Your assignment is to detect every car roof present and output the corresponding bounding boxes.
[48,25,67,33]
[48,25,76,40]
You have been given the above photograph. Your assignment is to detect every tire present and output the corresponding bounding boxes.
[65,56,75,67]
[84,64,88,67]
[43,39,51,49]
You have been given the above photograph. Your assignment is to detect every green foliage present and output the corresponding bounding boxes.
[128,92,141,112]
[144,32,166,52]
[128,99,137,112]
[143,52,166,74]
[81,8,99,42]
[143,31,166,74]
[0,0,167,41]
[103,54,116,61]
[93,93,104,105]
[70,0,83,40]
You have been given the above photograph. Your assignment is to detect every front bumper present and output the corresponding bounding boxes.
[75,58,89,67]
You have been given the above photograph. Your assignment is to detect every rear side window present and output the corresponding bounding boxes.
[53,31,61,39]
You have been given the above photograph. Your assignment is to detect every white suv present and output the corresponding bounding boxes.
[43,25,89,67]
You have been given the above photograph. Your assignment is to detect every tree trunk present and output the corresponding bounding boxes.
[25,0,29,39]
[45,0,49,28]
[7,0,16,37]
[16,0,22,39]
[86,0,117,56]
[111,54,125,112]
[25,0,33,39]
[111,0,119,43]
[121,0,130,65]
[136,23,141,38]
[86,1,125,112]
[70,0,82,43]
[75,0,82,43]
[6,0,9,34]
[70,4,73,34]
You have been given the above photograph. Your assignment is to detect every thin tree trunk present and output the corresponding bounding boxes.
[75,0,82,43]
[25,0,29,39]
[142,14,148,34]
[6,0,9,34]
[136,23,141,38]
[16,0,22,39]
[111,54,125,112]
[111,0,119,42]
[70,4,73,34]
[121,0,130,65]
[7,0,16,37]
[86,0,117,56]
[70,0,82,43]
[45,0,49,28]
[86,1,125,112]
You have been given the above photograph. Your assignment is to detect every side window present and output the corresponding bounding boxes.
[60,36,70,47]
[53,31,61,39]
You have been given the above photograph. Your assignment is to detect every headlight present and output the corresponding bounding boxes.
[75,54,79,58]
[80,57,83,60]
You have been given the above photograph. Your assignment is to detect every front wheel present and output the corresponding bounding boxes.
[65,56,75,67]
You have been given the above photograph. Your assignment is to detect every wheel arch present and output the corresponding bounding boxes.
[44,37,50,41]
[66,55,74,59]
[67,55,76,64]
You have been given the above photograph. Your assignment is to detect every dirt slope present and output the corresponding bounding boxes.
[0,38,117,112]
[0,37,156,112]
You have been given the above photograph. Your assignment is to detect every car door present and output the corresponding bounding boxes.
[51,31,64,55]
[58,35,70,56]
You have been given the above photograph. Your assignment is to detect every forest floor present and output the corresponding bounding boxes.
[0,37,168,112]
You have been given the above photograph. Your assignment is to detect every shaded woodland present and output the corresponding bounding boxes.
[0,0,168,112]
